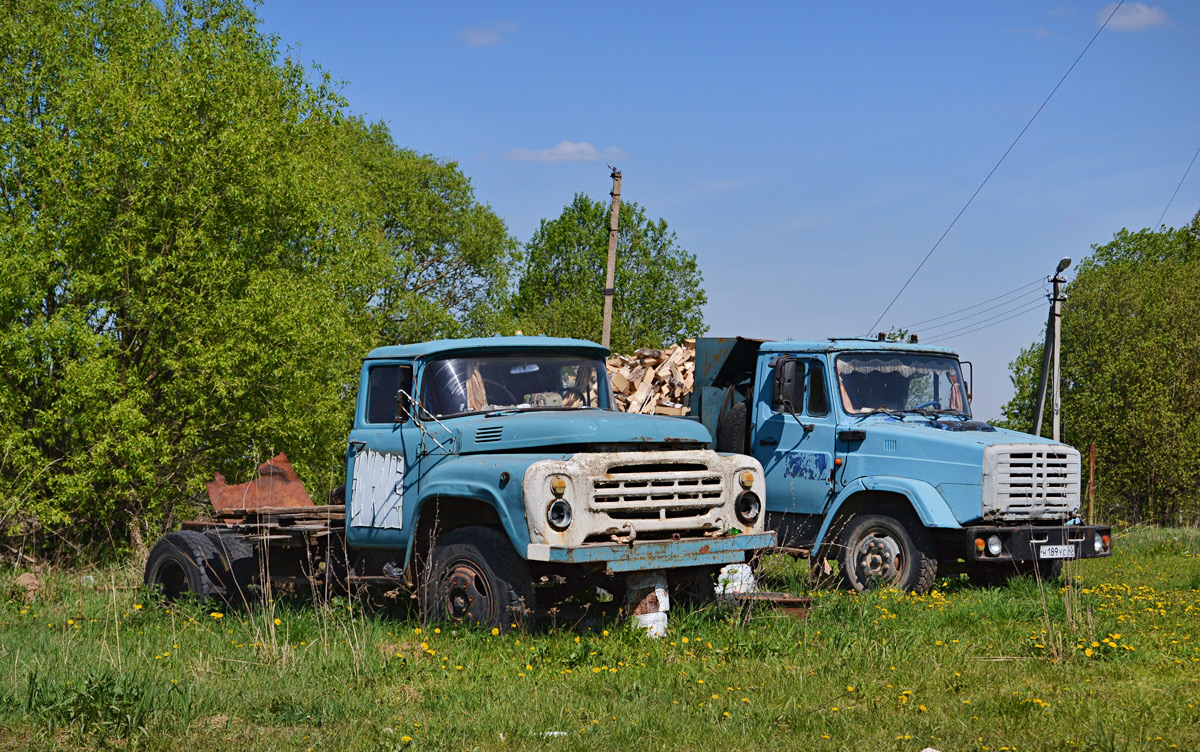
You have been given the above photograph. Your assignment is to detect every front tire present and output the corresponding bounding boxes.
[420,526,535,631]
[836,513,937,593]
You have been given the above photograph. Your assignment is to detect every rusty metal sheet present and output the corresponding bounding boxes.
[207,453,314,513]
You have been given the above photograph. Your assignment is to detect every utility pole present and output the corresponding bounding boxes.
[601,167,622,349]
[1050,258,1069,441]
[1033,257,1070,439]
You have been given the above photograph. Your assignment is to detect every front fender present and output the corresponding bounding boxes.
[812,476,959,555]
[399,456,537,569]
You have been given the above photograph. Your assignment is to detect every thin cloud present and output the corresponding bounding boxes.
[1100,2,1168,31]
[504,140,629,163]
[461,21,519,47]
[1007,26,1051,37]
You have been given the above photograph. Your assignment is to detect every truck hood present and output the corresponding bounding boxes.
[448,409,711,454]
[841,415,1076,524]
[847,414,1061,450]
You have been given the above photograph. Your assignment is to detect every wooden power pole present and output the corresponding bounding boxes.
[601,167,622,349]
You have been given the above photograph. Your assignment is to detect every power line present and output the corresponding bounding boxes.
[865,0,1126,336]
[916,288,1046,334]
[921,297,1046,340]
[1155,142,1200,229]
[900,278,1044,330]
[925,300,1047,344]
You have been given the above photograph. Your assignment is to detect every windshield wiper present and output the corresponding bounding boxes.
[859,407,906,419]
[931,408,970,418]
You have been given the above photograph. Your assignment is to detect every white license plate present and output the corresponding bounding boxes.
[1040,544,1076,559]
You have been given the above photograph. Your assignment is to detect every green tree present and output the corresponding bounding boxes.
[998,211,1200,524]
[512,193,707,353]
[326,118,519,344]
[0,0,386,555]
[0,1,521,557]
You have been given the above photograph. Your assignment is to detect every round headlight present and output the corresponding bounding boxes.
[1093,532,1103,553]
[987,535,1003,556]
[734,491,761,525]
[550,476,568,496]
[738,470,755,489]
[547,499,572,531]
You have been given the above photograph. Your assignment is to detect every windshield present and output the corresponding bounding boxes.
[836,353,970,417]
[420,353,611,418]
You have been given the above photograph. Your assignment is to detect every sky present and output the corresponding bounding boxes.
[256,1,1200,421]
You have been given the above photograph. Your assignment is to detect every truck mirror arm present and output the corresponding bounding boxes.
[782,400,815,433]
[395,387,453,454]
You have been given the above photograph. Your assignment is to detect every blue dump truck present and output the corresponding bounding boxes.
[688,336,1112,593]
[144,336,772,629]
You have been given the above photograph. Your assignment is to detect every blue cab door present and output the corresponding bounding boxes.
[751,356,837,516]
[346,362,420,546]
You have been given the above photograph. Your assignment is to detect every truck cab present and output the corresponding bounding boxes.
[346,336,771,626]
[689,336,1111,592]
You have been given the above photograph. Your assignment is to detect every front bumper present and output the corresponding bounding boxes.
[963,524,1112,562]
[526,532,775,572]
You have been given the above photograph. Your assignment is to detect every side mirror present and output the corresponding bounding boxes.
[772,357,798,413]
[960,361,974,403]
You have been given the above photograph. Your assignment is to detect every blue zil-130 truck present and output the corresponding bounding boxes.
[688,336,1112,593]
[144,336,772,629]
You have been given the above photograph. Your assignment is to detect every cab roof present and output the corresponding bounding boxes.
[758,338,959,356]
[366,335,610,361]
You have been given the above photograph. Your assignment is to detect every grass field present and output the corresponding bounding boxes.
[2,526,1198,751]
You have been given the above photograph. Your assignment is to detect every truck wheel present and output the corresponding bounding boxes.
[836,514,937,593]
[204,531,257,605]
[144,531,222,602]
[716,400,748,454]
[421,526,535,631]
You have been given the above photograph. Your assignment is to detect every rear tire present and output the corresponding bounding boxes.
[836,513,937,593]
[204,531,257,605]
[420,526,534,631]
[716,400,749,454]
[144,531,223,602]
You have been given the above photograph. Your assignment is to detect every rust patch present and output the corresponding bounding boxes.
[207,453,314,513]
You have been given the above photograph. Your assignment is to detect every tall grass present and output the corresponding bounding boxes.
[1,526,1198,751]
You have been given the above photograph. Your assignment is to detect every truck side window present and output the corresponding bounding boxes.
[807,360,829,416]
[366,365,413,424]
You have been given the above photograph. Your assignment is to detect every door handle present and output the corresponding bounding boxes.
[759,437,778,446]
[348,440,366,454]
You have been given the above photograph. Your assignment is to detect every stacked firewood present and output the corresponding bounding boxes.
[606,340,695,415]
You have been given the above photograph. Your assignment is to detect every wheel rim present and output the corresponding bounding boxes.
[442,558,493,622]
[853,527,905,586]
[155,560,188,600]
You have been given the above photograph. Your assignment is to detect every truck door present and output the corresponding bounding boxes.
[752,357,837,518]
[346,362,419,533]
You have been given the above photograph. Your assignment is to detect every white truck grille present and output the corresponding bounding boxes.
[982,443,1081,522]
[522,450,765,548]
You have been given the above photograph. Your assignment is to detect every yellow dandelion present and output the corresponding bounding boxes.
[491,627,500,636]
[274,618,281,626]
[211,612,224,619]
